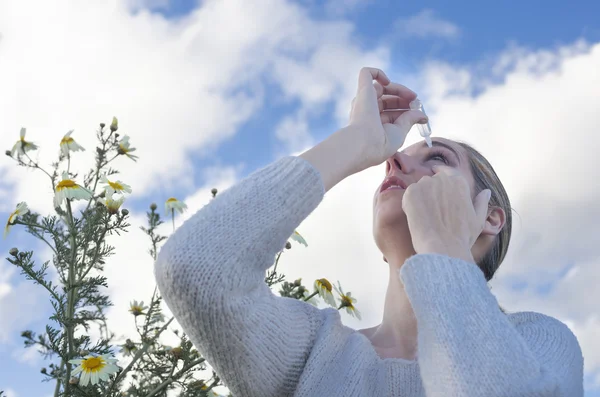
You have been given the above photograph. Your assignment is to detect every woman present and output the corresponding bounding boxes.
[154,68,584,396]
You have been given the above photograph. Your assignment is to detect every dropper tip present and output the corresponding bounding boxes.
[425,135,432,148]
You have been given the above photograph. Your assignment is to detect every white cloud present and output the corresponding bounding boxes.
[394,9,460,40]
[2,0,600,395]
[2,388,17,397]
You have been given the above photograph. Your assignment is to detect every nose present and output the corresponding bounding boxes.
[386,152,415,175]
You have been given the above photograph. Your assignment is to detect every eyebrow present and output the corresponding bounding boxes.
[420,140,461,164]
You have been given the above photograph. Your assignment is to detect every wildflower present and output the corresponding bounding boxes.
[54,172,93,208]
[314,278,336,308]
[165,197,187,215]
[120,339,137,357]
[11,128,38,157]
[68,354,119,387]
[333,281,361,320]
[290,230,308,247]
[129,300,148,316]
[99,193,125,215]
[110,116,118,132]
[4,202,29,238]
[117,135,138,161]
[100,174,132,196]
[60,130,85,157]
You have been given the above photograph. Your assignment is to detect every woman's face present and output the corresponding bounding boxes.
[372,138,476,244]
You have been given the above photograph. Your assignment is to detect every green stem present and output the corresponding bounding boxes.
[145,357,205,397]
[171,209,174,232]
[53,360,64,397]
[64,200,78,394]
[303,291,318,302]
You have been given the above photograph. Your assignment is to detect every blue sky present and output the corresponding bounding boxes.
[1,0,600,396]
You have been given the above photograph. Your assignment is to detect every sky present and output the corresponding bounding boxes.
[1,0,599,395]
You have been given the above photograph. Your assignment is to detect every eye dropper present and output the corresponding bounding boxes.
[409,98,432,147]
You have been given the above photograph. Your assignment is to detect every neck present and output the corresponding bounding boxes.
[367,257,418,358]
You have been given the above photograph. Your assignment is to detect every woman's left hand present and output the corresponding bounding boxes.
[402,164,492,262]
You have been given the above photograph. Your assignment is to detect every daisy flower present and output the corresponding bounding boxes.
[60,130,85,157]
[68,354,119,387]
[120,339,137,357]
[54,172,94,208]
[4,202,29,238]
[100,174,132,196]
[117,135,138,161]
[333,281,361,320]
[290,230,308,247]
[129,300,148,316]
[11,128,38,157]
[99,193,125,215]
[314,278,336,308]
[165,197,187,215]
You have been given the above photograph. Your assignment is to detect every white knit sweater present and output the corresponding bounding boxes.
[154,155,584,396]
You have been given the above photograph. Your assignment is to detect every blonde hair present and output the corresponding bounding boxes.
[455,141,513,282]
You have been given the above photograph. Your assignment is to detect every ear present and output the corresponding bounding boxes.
[481,206,506,237]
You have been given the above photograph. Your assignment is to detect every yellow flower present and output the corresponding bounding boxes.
[314,278,336,308]
[333,281,361,320]
[68,354,119,387]
[129,300,148,316]
[4,202,29,238]
[54,172,94,208]
[290,230,308,247]
[165,197,187,215]
[100,174,132,196]
[99,193,125,215]
[117,135,138,161]
[11,128,38,157]
[60,130,85,157]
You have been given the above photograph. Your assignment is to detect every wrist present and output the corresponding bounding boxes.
[298,126,363,192]
[417,242,475,263]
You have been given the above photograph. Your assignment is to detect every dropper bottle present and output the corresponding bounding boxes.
[409,98,432,147]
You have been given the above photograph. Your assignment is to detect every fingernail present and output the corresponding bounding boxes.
[419,117,428,124]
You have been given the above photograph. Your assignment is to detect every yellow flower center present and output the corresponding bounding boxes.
[61,137,74,145]
[166,197,178,203]
[108,180,124,191]
[340,295,353,308]
[130,305,143,315]
[318,278,332,292]
[56,179,77,190]
[119,144,129,153]
[81,357,105,372]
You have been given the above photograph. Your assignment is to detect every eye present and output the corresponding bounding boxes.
[426,150,450,164]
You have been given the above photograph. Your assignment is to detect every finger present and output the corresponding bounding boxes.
[392,109,427,130]
[378,96,411,112]
[358,67,390,93]
[431,164,454,175]
[382,82,418,100]
[373,81,384,98]
[380,110,410,124]
[474,189,492,226]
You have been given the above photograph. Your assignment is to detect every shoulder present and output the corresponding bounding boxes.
[506,310,583,362]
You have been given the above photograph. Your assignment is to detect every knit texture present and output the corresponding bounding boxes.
[154,155,584,397]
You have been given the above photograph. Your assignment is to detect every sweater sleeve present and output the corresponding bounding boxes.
[399,254,584,397]
[154,156,328,397]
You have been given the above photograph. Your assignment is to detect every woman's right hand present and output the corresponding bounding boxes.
[347,67,428,170]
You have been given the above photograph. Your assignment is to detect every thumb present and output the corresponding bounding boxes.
[394,109,428,131]
[474,189,492,227]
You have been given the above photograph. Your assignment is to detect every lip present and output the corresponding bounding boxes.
[379,175,408,194]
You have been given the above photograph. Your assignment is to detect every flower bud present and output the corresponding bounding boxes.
[9,248,18,256]
[110,117,118,132]
[121,209,129,216]
[285,241,292,250]
[211,188,218,197]
[19,252,26,259]
[293,278,302,287]
[69,377,79,385]
[100,123,106,128]
[21,330,32,338]
[5,150,11,157]
[41,367,47,374]
[150,203,157,211]
[79,349,89,356]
